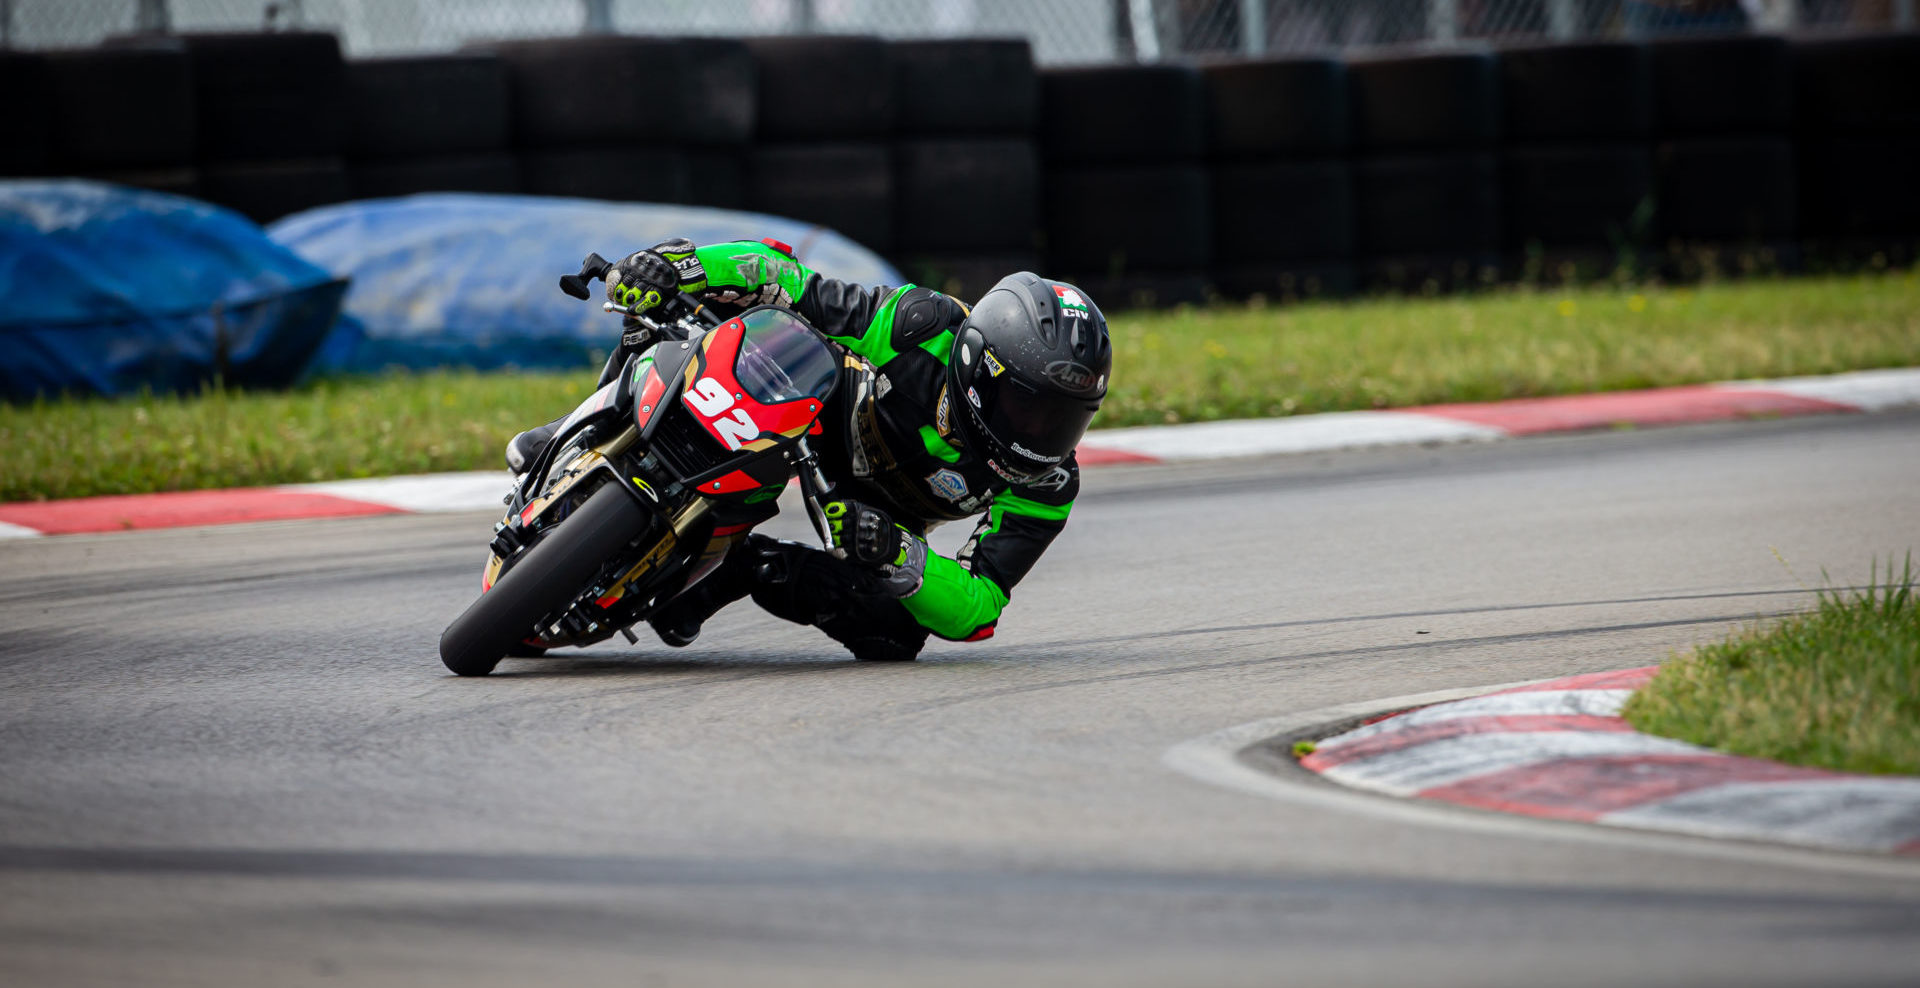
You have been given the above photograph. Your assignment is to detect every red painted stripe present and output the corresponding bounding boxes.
[1415,754,1845,822]
[1076,446,1159,466]
[1301,714,1634,771]
[1490,667,1660,695]
[0,489,402,535]
[1408,386,1855,435]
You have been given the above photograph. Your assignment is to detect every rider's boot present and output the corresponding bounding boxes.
[507,352,627,475]
[745,538,931,661]
[647,536,763,647]
[505,416,565,476]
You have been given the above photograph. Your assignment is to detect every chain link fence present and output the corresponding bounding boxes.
[2,0,1912,62]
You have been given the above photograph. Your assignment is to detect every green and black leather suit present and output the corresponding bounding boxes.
[639,239,1079,656]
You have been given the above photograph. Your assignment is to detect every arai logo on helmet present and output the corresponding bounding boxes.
[1053,285,1088,312]
[1044,360,1098,392]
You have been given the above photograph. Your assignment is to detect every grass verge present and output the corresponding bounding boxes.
[1621,558,1920,776]
[4,271,1918,501]
[1105,269,1920,424]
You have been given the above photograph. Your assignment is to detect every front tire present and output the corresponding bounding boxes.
[439,483,650,676]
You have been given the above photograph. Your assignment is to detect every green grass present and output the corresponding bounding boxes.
[4,271,1919,501]
[1622,558,1920,776]
[1105,270,1920,425]
[0,372,597,502]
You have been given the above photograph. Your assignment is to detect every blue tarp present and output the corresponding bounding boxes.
[269,194,906,373]
[0,180,347,400]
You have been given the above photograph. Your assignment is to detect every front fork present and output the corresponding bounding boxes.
[789,436,838,554]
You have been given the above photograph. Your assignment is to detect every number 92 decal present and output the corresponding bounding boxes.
[683,376,761,450]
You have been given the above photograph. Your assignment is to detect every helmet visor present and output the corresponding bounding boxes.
[964,370,1099,480]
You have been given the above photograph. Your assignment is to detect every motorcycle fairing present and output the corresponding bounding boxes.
[678,307,836,457]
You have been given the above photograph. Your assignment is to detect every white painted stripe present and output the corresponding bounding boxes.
[1320,730,1709,796]
[1312,689,1634,752]
[1084,411,1507,461]
[1602,779,1920,854]
[0,520,44,539]
[289,471,517,513]
[1719,367,1920,412]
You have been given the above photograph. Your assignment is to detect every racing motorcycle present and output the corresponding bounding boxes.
[438,253,846,676]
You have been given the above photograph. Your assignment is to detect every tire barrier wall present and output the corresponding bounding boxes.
[5,31,1919,308]
[891,39,1040,301]
[1791,33,1920,266]
[1498,41,1652,279]
[1203,56,1353,301]
[1041,63,1211,307]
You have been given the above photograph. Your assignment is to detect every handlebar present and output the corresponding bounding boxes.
[558,251,718,338]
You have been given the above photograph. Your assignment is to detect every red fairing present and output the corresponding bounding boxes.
[682,319,823,450]
[697,469,764,495]
[633,366,668,430]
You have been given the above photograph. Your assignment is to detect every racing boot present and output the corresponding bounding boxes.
[646,535,764,647]
[745,538,930,661]
[504,416,565,476]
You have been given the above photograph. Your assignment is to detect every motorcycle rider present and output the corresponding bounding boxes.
[507,237,1112,662]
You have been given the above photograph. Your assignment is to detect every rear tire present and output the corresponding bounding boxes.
[439,484,649,676]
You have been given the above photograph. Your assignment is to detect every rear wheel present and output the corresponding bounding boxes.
[439,484,650,676]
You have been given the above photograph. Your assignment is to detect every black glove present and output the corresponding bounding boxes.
[821,498,927,598]
[607,249,679,315]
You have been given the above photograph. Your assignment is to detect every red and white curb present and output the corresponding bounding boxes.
[1086,366,1920,462]
[1298,668,1920,857]
[3,366,1917,538]
[0,471,518,538]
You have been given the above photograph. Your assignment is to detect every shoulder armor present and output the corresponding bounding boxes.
[893,287,966,350]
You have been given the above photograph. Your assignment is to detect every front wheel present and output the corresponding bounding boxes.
[439,483,650,676]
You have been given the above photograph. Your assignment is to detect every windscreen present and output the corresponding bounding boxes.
[733,308,838,405]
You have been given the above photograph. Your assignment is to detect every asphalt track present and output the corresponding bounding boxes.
[3,411,1918,987]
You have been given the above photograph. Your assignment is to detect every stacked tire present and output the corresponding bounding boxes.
[0,52,52,180]
[119,32,354,224]
[1498,41,1655,280]
[1040,64,1211,308]
[744,37,892,253]
[1648,35,1798,276]
[345,53,518,199]
[1201,55,1354,300]
[478,36,755,209]
[1348,49,1503,292]
[41,46,199,197]
[1791,31,1920,268]
[888,39,1041,301]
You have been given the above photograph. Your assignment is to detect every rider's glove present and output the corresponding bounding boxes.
[822,498,927,599]
[608,248,680,315]
[608,237,708,317]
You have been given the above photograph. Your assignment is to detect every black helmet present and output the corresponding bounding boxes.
[947,272,1112,484]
